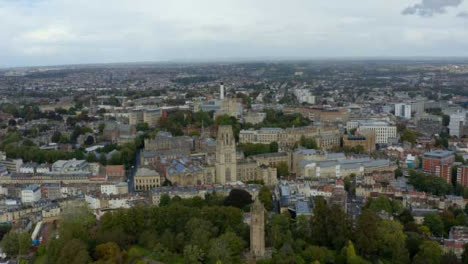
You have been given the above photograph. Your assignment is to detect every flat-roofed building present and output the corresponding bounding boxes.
[21,184,41,203]
[347,120,396,144]
[423,150,455,174]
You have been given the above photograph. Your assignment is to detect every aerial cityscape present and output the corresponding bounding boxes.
[2,0,468,264]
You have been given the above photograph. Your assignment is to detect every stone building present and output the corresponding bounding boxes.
[215,125,237,184]
[237,160,277,186]
[134,167,161,191]
[102,123,137,144]
[144,132,193,154]
[239,126,341,150]
[250,197,265,259]
[343,131,376,152]
[315,132,341,150]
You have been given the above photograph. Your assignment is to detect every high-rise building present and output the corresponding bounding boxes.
[395,103,412,119]
[220,82,225,100]
[457,166,468,187]
[449,111,467,137]
[250,197,265,259]
[215,125,237,184]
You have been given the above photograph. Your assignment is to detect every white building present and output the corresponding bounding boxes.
[100,182,128,196]
[293,89,316,105]
[19,162,36,174]
[395,103,412,119]
[52,159,89,174]
[0,186,8,196]
[347,120,397,144]
[21,185,41,204]
[36,164,51,174]
[449,111,467,137]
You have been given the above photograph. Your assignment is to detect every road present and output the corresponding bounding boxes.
[127,150,140,193]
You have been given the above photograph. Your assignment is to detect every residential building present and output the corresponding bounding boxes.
[449,111,467,137]
[101,182,128,195]
[21,185,41,203]
[19,162,36,174]
[457,166,468,187]
[293,89,315,105]
[417,114,443,136]
[443,226,468,257]
[51,159,89,174]
[41,183,61,200]
[106,165,126,182]
[436,164,452,184]
[423,150,455,174]
[395,103,412,119]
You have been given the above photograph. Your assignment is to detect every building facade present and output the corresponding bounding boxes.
[423,150,455,174]
[215,125,237,184]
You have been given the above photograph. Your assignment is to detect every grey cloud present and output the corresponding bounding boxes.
[458,11,468,18]
[402,0,463,17]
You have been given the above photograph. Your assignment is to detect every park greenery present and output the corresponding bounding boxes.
[1,191,468,264]
[238,142,278,157]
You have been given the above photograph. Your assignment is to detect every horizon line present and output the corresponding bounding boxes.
[4,56,468,70]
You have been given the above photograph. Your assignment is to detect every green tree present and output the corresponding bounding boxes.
[295,215,312,242]
[17,232,30,256]
[269,141,279,153]
[1,232,19,256]
[299,135,317,149]
[159,194,171,207]
[99,154,107,166]
[108,151,122,165]
[86,152,98,163]
[136,122,150,131]
[207,237,232,264]
[57,239,91,264]
[355,209,379,258]
[367,196,392,214]
[423,213,444,237]
[94,242,122,263]
[51,131,61,143]
[275,161,289,177]
[223,189,252,209]
[184,244,205,264]
[413,241,442,264]
[269,213,292,249]
[462,243,468,264]
[376,219,409,263]
[258,186,273,211]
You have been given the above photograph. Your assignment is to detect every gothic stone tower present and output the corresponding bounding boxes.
[215,125,237,184]
[250,197,265,259]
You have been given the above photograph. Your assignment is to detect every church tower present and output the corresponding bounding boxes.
[250,197,265,259]
[215,125,237,184]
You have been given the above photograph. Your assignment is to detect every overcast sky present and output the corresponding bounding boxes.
[1,0,468,67]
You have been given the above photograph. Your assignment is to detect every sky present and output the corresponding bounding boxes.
[1,0,468,67]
